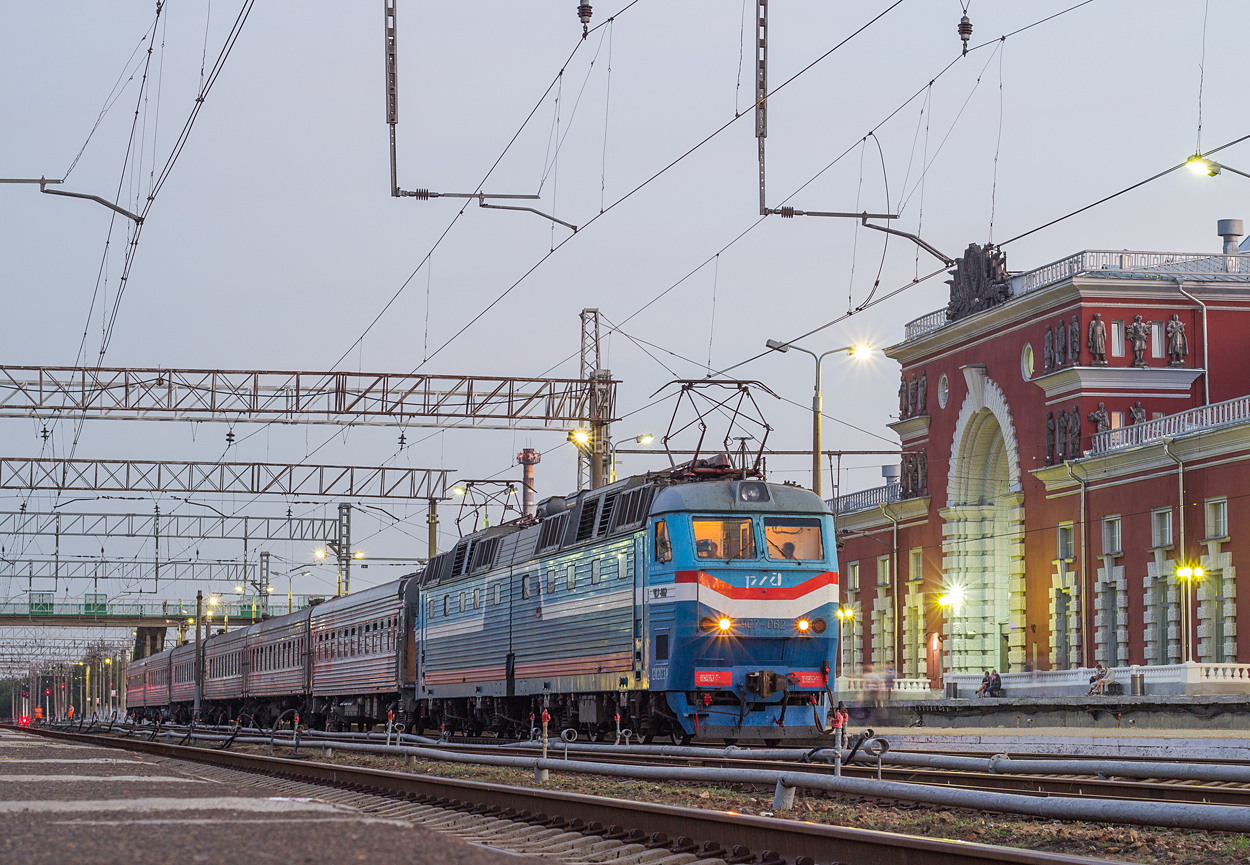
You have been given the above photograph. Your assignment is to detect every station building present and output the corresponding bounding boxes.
[833,220,1250,696]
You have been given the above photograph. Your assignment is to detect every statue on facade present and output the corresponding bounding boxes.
[1068,405,1082,457]
[1043,325,1054,373]
[1055,318,1068,369]
[1056,411,1069,461]
[1130,401,1147,425]
[1045,412,1056,466]
[900,453,912,497]
[917,370,928,415]
[898,374,909,418]
[1087,314,1108,365]
[1069,315,1080,366]
[945,243,1011,322]
[1088,401,1111,434]
[908,373,919,417]
[1166,314,1188,366]
[918,448,928,494]
[1127,314,1150,367]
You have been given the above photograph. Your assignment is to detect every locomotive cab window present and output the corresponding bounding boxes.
[763,518,825,561]
[654,520,672,563]
[693,517,756,560]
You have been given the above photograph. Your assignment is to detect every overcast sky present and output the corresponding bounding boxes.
[2,0,1248,601]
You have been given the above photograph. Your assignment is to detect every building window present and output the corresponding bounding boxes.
[1151,321,1165,358]
[1110,411,1125,430]
[1111,320,1125,357]
[909,548,923,583]
[1102,516,1121,555]
[1057,524,1075,560]
[1152,508,1173,548]
[876,555,891,586]
[1021,344,1034,381]
[846,561,860,593]
[1207,498,1228,540]
[937,374,949,409]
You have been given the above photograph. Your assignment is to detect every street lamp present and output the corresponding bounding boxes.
[1186,153,1250,179]
[835,606,856,678]
[764,339,873,497]
[608,432,655,482]
[1177,564,1204,663]
[938,587,965,694]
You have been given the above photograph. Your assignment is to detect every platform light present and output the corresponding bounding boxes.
[267,586,275,593]
[208,596,219,606]
[568,429,592,446]
[353,551,365,559]
[717,616,733,632]
[848,343,873,358]
[314,549,327,559]
[452,486,467,496]
[635,434,654,445]
[234,585,244,593]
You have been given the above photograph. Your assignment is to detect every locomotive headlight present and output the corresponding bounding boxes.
[717,616,733,633]
[796,618,811,633]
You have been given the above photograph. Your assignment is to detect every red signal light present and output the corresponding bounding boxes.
[45,689,50,696]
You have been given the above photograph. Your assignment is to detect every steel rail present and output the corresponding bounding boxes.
[14,727,1111,865]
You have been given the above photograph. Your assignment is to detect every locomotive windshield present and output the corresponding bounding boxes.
[763,517,824,561]
[692,517,756,560]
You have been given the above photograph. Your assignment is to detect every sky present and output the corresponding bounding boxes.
[2,0,1248,604]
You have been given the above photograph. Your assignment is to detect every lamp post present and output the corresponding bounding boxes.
[938,587,964,696]
[1176,565,1203,663]
[764,340,872,498]
[835,606,855,679]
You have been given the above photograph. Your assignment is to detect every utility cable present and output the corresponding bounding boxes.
[415,1,907,371]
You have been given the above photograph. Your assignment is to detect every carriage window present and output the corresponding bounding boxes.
[654,520,672,563]
[692,517,756,560]
[494,584,501,605]
[547,569,557,594]
[522,574,531,599]
[566,565,575,591]
[764,517,825,561]
[591,559,601,585]
[473,588,480,610]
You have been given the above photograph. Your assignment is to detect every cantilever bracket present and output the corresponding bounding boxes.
[0,177,143,225]
[477,195,576,232]
[858,215,952,266]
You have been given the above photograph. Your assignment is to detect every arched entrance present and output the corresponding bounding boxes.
[939,368,1026,674]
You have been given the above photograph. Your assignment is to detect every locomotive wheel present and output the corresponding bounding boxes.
[669,729,692,746]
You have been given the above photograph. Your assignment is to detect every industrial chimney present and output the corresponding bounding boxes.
[517,448,541,517]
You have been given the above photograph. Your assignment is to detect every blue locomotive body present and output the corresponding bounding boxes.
[128,471,838,742]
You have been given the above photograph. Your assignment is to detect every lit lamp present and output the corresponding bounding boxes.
[1176,565,1204,663]
[314,549,327,560]
[1186,154,1250,179]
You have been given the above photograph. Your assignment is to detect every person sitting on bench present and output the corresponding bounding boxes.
[1086,663,1107,695]
[987,669,1004,697]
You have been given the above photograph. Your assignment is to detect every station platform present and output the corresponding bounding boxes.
[0,727,523,865]
[840,693,1250,734]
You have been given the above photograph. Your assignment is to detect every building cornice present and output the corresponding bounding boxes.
[1032,420,1250,492]
[1031,366,1205,400]
[835,496,930,533]
[888,277,1243,366]
[888,414,930,442]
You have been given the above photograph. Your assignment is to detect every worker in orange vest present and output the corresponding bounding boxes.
[68,705,74,721]
[34,706,43,724]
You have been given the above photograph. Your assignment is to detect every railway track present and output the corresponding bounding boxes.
[15,726,1111,865]
[395,740,1250,808]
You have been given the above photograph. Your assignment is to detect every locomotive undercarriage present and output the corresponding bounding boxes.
[417,690,686,742]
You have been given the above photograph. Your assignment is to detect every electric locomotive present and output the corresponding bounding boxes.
[418,464,838,742]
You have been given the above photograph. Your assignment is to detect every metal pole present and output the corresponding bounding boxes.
[194,590,203,719]
[812,357,823,498]
[427,498,439,559]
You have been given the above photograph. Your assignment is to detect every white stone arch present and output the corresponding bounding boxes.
[939,367,1027,673]
[946,369,1022,506]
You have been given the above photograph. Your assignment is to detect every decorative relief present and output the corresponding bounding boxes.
[945,243,1010,322]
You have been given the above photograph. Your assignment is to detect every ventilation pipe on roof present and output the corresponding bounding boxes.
[1218,219,1243,255]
